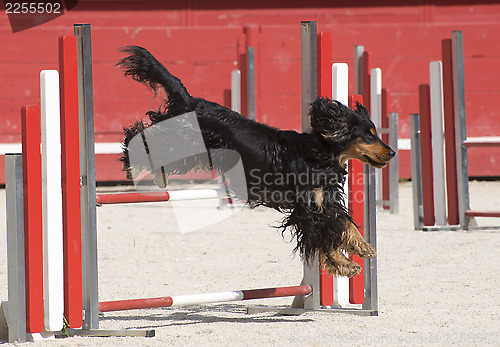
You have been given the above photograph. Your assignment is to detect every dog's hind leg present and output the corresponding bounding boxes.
[341,221,376,258]
[322,249,362,278]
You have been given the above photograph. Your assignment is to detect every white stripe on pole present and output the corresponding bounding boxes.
[332,63,349,307]
[40,70,64,332]
[370,68,383,204]
[231,69,241,113]
[170,291,244,306]
[430,61,447,226]
[332,63,348,105]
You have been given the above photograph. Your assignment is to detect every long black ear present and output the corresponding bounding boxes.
[309,97,353,143]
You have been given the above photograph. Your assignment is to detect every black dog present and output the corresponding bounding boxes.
[118,46,395,277]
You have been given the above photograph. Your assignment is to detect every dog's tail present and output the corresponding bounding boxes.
[118,46,191,106]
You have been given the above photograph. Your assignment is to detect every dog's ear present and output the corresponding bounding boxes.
[354,101,370,120]
[310,97,353,143]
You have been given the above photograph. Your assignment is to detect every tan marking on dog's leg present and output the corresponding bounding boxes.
[321,249,362,278]
[341,221,376,258]
[314,187,324,212]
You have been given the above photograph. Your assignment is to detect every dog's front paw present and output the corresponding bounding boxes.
[356,242,376,258]
[339,261,361,277]
[324,259,362,278]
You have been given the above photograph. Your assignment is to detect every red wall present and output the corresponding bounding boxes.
[1,0,499,182]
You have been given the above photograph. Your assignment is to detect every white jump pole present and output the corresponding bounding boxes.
[370,68,382,204]
[429,61,447,226]
[332,63,349,307]
[40,70,64,332]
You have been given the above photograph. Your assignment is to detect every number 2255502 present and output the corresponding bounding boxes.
[6,2,62,14]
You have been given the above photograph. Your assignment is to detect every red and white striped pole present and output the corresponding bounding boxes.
[99,285,312,312]
[96,189,226,205]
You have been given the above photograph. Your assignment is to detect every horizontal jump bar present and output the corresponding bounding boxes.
[465,210,500,218]
[463,140,500,148]
[98,284,312,312]
[96,188,227,205]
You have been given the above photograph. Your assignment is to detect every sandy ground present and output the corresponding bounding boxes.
[0,181,499,346]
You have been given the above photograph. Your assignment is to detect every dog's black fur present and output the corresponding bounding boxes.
[118,46,395,277]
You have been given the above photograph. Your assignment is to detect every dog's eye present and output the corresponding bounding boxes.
[365,133,376,143]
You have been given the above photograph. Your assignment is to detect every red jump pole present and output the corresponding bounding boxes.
[418,84,436,226]
[21,105,44,334]
[99,285,312,312]
[59,35,83,328]
[442,39,460,226]
[96,191,170,205]
[463,140,500,148]
[349,95,365,305]
[317,31,334,307]
[465,211,500,218]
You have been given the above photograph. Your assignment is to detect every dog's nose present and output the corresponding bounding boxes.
[388,149,396,158]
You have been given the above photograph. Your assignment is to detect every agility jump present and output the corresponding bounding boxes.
[410,31,500,231]
[2,22,396,342]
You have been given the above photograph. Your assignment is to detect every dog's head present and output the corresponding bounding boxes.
[310,97,395,168]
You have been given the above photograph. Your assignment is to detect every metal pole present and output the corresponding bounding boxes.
[299,21,320,310]
[74,24,99,330]
[451,31,471,229]
[409,114,424,230]
[388,113,399,214]
[300,21,317,133]
[362,165,378,315]
[354,45,364,95]
[5,154,27,343]
[246,47,255,120]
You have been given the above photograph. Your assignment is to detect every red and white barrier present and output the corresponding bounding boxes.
[410,31,500,231]
[305,29,387,313]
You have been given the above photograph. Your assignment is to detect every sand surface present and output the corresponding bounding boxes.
[1,181,499,346]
